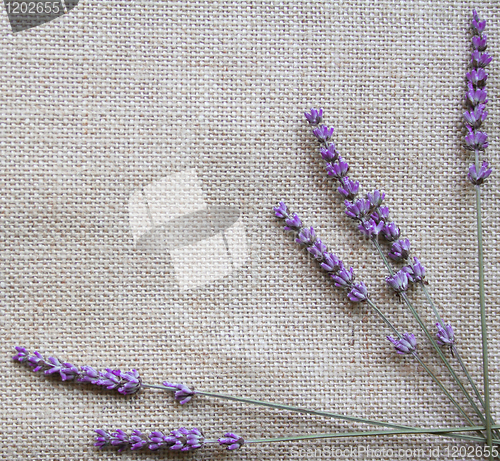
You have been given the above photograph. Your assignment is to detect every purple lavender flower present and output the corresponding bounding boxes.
[331,266,355,287]
[387,333,417,355]
[118,369,142,395]
[273,201,288,219]
[358,219,384,238]
[110,429,130,452]
[472,10,486,34]
[28,351,47,372]
[436,323,455,346]
[96,369,122,390]
[320,253,343,273]
[468,161,492,185]
[371,206,390,224]
[168,427,205,451]
[466,86,488,106]
[386,270,409,293]
[296,227,316,246]
[218,433,245,451]
[77,366,100,384]
[284,213,302,231]
[94,429,111,449]
[388,238,411,261]
[12,346,29,362]
[304,108,323,125]
[320,143,338,162]
[471,50,492,68]
[148,431,171,451]
[367,190,385,208]
[307,239,328,259]
[345,198,371,220]
[326,157,349,179]
[402,257,426,283]
[60,362,79,381]
[466,68,488,87]
[382,222,400,241]
[348,282,368,302]
[337,177,360,200]
[129,430,147,450]
[463,104,487,129]
[465,130,488,151]
[313,125,334,141]
[163,382,196,405]
[45,356,63,375]
[472,35,487,51]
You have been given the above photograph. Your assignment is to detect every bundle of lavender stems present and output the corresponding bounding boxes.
[12,10,497,456]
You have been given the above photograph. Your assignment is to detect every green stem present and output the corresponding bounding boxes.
[475,148,493,459]
[419,282,444,328]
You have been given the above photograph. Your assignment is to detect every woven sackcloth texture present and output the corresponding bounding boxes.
[1,1,499,460]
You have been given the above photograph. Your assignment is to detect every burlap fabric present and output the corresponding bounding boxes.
[1,1,499,460]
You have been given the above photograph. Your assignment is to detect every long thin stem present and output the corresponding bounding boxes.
[474,148,493,457]
[141,383,483,443]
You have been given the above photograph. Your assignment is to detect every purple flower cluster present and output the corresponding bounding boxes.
[13,347,142,395]
[387,333,417,355]
[163,382,196,404]
[273,202,368,303]
[465,10,492,185]
[95,427,207,452]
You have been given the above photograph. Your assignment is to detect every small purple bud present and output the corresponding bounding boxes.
[12,346,29,362]
[28,351,47,372]
[45,356,63,375]
[468,161,492,185]
[466,86,488,106]
[337,177,360,200]
[348,282,368,302]
[472,10,486,34]
[387,333,417,355]
[388,238,411,261]
[402,257,426,283]
[304,108,323,125]
[118,369,142,395]
[218,433,245,451]
[382,222,400,241]
[465,130,488,151]
[321,253,343,273]
[463,104,487,128]
[96,369,122,390]
[466,68,488,87]
[313,124,334,141]
[168,427,204,452]
[284,213,302,231]
[436,323,455,346]
[148,431,169,451]
[326,157,349,179]
[471,50,492,68]
[95,429,111,449]
[307,239,328,260]
[110,429,129,452]
[320,143,338,162]
[345,198,371,220]
[163,382,196,405]
[60,362,79,381]
[472,34,487,51]
[371,206,390,223]
[296,227,316,246]
[77,366,100,384]
[366,190,385,208]
[358,219,384,238]
[130,430,147,450]
[386,270,409,293]
[331,266,355,287]
[273,201,288,219]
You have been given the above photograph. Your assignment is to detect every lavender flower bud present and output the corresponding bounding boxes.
[307,239,328,260]
[387,333,417,355]
[45,356,63,375]
[472,10,486,34]
[358,219,384,238]
[273,201,288,219]
[468,161,492,185]
[60,362,79,381]
[130,430,147,450]
[371,206,390,224]
[463,104,487,129]
[382,222,400,241]
[110,429,130,452]
[388,238,411,261]
[296,227,316,246]
[348,282,368,302]
[466,68,488,87]
[471,50,492,68]
[436,323,455,346]
[313,124,334,141]
[118,370,142,395]
[218,433,245,451]
[367,190,385,208]
[345,198,371,220]
[148,431,170,450]
[28,351,47,372]
[466,86,488,106]
[326,157,349,179]
[12,346,29,362]
[284,213,302,230]
[331,266,355,287]
[337,177,360,200]
[304,108,323,125]
[472,35,487,51]
[321,253,343,273]
[465,130,488,151]
[163,382,196,404]
[402,257,426,283]
[320,143,338,162]
[96,369,122,390]
[386,270,409,293]
[169,427,205,451]
[94,429,111,449]
[77,366,100,384]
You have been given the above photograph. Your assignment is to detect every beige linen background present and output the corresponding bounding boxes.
[1,1,500,460]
